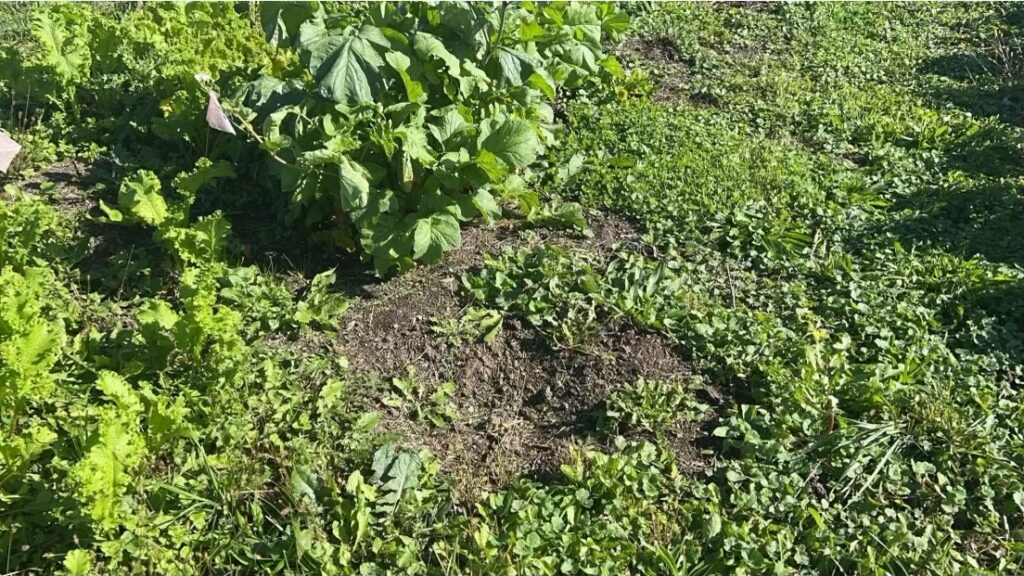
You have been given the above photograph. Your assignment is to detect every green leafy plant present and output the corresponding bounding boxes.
[384,366,458,427]
[233,2,626,274]
[8,2,1024,575]
[294,268,350,329]
[0,267,67,491]
[0,2,292,169]
[431,306,502,345]
[464,245,608,348]
[0,185,71,270]
[602,377,709,437]
[100,158,235,266]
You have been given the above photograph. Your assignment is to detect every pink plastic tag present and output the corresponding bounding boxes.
[0,131,21,173]
[206,91,236,135]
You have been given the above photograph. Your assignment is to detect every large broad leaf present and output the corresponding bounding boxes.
[32,12,90,83]
[435,2,488,59]
[361,214,415,276]
[559,44,599,73]
[369,444,422,508]
[564,3,602,26]
[338,156,370,211]
[289,466,319,503]
[527,68,556,100]
[70,414,146,529]
[96,371,141,412]
[396,125,435,165]
[298,20,390,105]
[118,170,168,227]
[493,46,538,86]
[428,106,470,149]
[173,158,236,201]
[412,32,460,76]
[379,451,420,506]
[260,1,320,47]
[472,149,508,184]
[370,443,397,483]
[136,299,179,347]
[158,213,231,264]
[235,77,308,122]
[190,213,231,263]
[297,15,344,71]
[480,119,541,170]
[472,189,502,224]
[385,51,424,103]
[600,9,630,38]
[301,134,360,166]
[413,213,460,262]
[15,322,61,377]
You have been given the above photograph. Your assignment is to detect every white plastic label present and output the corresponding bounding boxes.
[0,131,21,173]
[206,91,236,135]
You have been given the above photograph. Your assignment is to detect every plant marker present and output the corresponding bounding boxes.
[206,91,236,135]
[0,131,21,173]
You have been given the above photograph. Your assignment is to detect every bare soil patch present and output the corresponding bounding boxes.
[713,1,776,12]
[336,215,706,500]
[14,158,103,217]
[617,36,691,102]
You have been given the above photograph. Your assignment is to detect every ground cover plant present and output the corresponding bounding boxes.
[2,2,1024,575]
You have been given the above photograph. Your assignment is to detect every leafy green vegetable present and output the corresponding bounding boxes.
[115,170,167,227]
[235,2,625,274]
[9,2,1024,575]
[300,21,390,105]
[31,10,90,86]
[63,549,94,576]
[479,118,541,170]
[413,212,460,262]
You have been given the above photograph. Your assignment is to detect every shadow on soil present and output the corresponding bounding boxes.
[857,14,1024,363]
[878,18,1024,269]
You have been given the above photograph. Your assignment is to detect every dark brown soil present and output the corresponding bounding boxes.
[15,158,102,217]
[617,36,692,103]
[713,1,777,12]
[335,215,706,500]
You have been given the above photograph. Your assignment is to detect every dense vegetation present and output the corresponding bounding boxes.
[2,2,1023,575]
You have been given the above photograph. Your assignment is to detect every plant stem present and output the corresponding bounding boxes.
[22,83,32,131]
[484,2,508,66]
